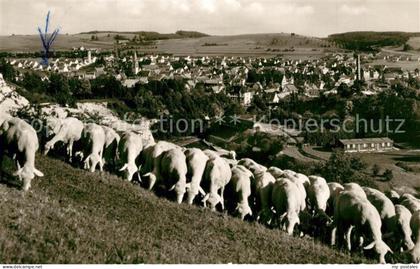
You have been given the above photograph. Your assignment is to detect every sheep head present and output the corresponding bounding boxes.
[169,180,186,204]
[364,240,393,264]
[202,192,222,211]
[236,203,252,220]
[13,166,44,191]
[119,163,138,182]
[409,246,420,264]
[44,141,54,155]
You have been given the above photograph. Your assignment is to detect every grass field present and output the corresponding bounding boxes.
[354,150,420,194]
[407,37,420,50]
[0,154,371,264]
[300,146,420,195]
[0,32,334,57]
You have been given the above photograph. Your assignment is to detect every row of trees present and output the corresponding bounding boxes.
[273,150,379,188]
[328,32,411,52]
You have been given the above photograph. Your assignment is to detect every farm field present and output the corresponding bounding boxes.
[407,36,420,50]
[354,150,420,193]
[369,58,420,71]
[0,154,371,264]
[0,34,115,52]
[155,34,332,57]
[0,32,334,57]
[297,146,420,194]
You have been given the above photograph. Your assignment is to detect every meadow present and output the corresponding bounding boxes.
[0,154,370,264]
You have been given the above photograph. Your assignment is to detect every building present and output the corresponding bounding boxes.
[122,78,140,88]
[133,52,139,75]
[339,137,394,153]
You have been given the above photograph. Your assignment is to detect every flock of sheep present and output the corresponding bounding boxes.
[1,113,420,264]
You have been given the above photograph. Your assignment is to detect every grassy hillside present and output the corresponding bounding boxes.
[0,30,208,52]
[156,33,333,56]
[0,154,370,264]
[328,31,420,51]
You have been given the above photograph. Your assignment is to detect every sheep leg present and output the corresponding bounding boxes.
[90,154,101,173]
[15,157,21,169]
[84,155,91,170]
[148,174,157,190]
[358,236,364,249]
[346,226,354,251]
[220,186,225,211]
[15,160,23,181]
[67,141,74,162]
[98,149,104,172]
[331,227,337,246]
[98,157,104,172]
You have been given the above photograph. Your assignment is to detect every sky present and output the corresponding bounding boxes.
[0,0,419,37]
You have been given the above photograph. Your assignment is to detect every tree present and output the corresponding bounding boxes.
[372,164,380,176]
[403,43,412,51]
[337,83,352,98]
[321,150,367,183]
[91,75,124,99]
[69,78,92,99]
[248,94,268,115]
[48,73,74,106]
[246,70,258,83]
[20,72,47,93]
[383,169,393,181]
[0,58,16,82]
[224,102,245,116]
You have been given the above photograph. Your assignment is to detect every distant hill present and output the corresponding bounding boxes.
[79,30,209,40]
[328,31,420,52]
[0,32,336,56]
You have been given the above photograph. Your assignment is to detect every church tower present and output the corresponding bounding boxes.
[133,51,139,75]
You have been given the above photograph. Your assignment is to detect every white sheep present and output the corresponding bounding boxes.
[158,148,188,204]
[0,116,44,191]
[284,174,307,212]
[409,210,420,263]
[184,148,208,204]
[252,169,276,223]
[82,123,106,173]
[394,205,415,251]
[118,131,143,181]
[307,175,330,213]
[44,117,84,162]
[237,158,267,174]
[201,154,232,211]
[343,182,367,199]
[327,182,344,216]
[226,165,253,220]
[267,166,284,178]
[271,178,302,235]
[363,187,396,235]
[400,194,420,214]
[141,141,180,190]
[331,190,392,264]
[101,125,120,171]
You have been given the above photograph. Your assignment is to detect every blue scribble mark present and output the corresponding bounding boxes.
[38,11,60,66]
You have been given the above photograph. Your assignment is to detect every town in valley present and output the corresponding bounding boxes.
[1,1,420,265]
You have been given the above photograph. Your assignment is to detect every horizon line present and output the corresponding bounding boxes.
[1,29,420,39]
